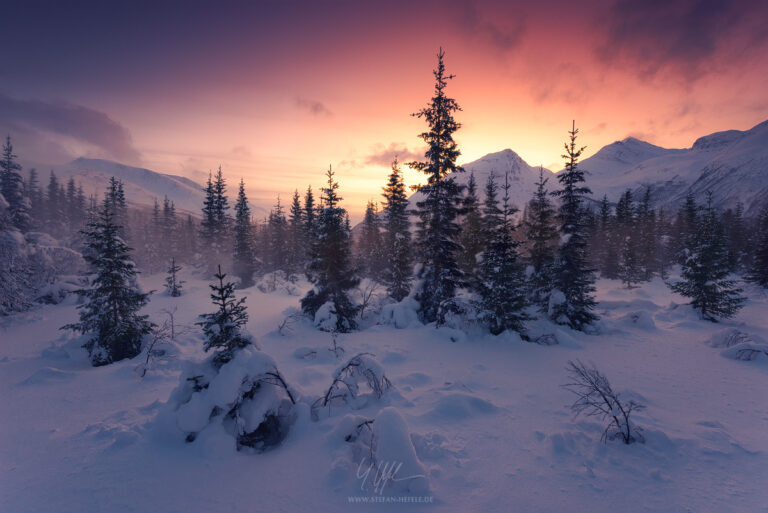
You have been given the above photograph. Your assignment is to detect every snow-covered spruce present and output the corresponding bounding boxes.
[409,49,465,326]
[550,122,598,331]
[62,196,152,366]
[196,265,251,366]
[312,353,392,419]
[167,346,296,451]
[164,257,184,297]
[301,167,360,332]
[562,360,643,444]
[669,192,745,321]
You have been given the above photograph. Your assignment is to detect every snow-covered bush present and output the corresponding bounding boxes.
[707,328,768,361]
[256,270,300,295]
[563,360,644,444]
[168,346,296,451]
[379,297,420,329]
[312,353,392,419]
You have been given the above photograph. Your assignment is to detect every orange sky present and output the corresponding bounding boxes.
[1,1,767,219]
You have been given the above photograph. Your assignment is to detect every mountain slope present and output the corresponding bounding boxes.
[581,120,768,216]
[408,149,555,215]
[51,158,206,215]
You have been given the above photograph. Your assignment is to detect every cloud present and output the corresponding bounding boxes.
[364,143,423,167]
[457,1,527,53]
[596,0,768,82]
[0,92,140,163]
[294,96,333,117]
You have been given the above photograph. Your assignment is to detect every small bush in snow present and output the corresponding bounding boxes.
[563,360,644,444]
[313,353,392,418]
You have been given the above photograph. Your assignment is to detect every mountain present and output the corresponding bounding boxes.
[408,148,552,217]
[580,120,768,216]
[46,158,206,215]
[423,119,768,218]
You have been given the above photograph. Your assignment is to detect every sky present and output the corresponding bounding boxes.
[1,0,767,217]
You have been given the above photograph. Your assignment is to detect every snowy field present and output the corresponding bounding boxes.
[2,271,768,513]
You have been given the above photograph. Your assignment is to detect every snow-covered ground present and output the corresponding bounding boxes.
[2,271,768,513]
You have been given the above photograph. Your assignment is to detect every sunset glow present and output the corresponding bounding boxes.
[1,0,766,217]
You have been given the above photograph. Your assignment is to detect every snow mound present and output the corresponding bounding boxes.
[19,367,76,385]
[426,392,498,420]
[619,311,657,330]
[166,347,296,451]
[721,344,768,362]
[372,407,429,495]
[706,328,766,348]
[256,271,300,295]
[379,298,420,329]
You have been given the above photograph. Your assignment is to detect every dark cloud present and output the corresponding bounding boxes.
[458,1,527,53]
[596,0,768,82]
[295,97,333,117]
[364,143,422,167]
[0,92,140,163]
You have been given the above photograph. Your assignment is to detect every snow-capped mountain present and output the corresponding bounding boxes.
[580,120,768,216]
[408,148,552,215]
[433,119,768,217]
[49,158,206,215]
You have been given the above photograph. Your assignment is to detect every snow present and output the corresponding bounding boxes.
[2,271,768,512]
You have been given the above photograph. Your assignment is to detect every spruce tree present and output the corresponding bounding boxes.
[356,200,384,281]
[105,177,129,242]
[287,189,305,277]
[165,257,184,297]
[525,167,558,309]
[381,158,412,301]
[196,264,250,365]
[63,196,153,366]
[45,171,64,236]
[233,179,256,287]
[637,187,656,281]
[200,172,217,264]
[477,172,530,335]
[596,195,619,279]
[26,168,43,228]
[550,121,598,330]
[0,136,30,232]
[266,196,288,272]
[670,193,745,321]
[748,204,768,287]
[458,171,483,282]
[301,167,360,332]
[615,189,642,288]
[409,48,465,325]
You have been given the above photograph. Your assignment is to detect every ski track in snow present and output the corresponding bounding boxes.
[1,272,768,513]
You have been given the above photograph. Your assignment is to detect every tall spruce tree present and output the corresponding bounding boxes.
[287,189,305,277]
[0,136,30,232]
[637,187,656,281]
[409,48,465,325]
[670,192,745,321]
[301,167,360,332]
[458,171,484,282]
[196,265,250,365]
[748,204,768,287]
[356,200,385,281]
[63,195,153,366]
[550,121,598,330]
[525,167,558,309]
[616,189,642,288]
[266,196,288,273]
[477,172,530,335]
[233,179,256,287]
[381,158,412,301]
